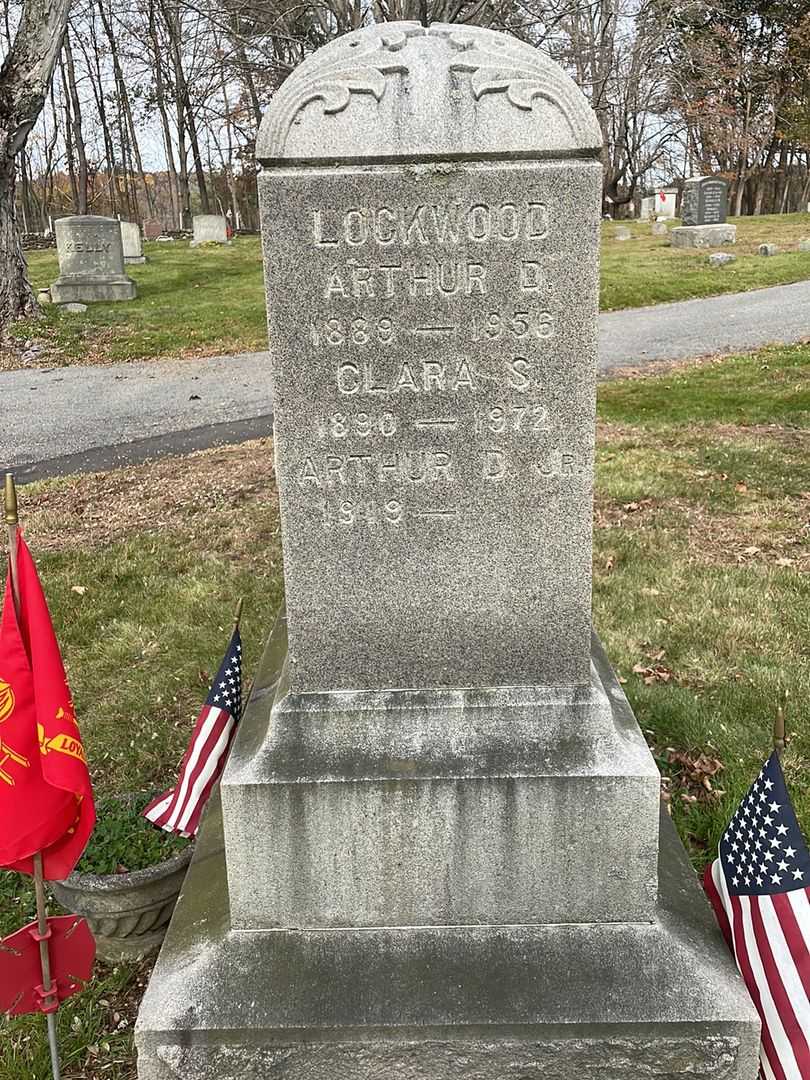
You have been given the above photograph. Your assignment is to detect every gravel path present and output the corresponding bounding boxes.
[3,281,808,482]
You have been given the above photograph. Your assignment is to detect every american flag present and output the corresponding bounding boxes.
[704,751,810,1080]
[143,630,242,838]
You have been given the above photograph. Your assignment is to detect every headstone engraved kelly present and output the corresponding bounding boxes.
[190,214,230,246]
[120,220,146,264]
[50,216,136,303]
[136,23,759,1080]
[673,176,735,248]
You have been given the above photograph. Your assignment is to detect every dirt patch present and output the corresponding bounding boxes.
[21,439,278,552]
[595,493,810,570]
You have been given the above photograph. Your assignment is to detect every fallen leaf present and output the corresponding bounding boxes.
[71,585,86,596]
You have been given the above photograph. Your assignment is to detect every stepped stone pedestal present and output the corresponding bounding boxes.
[136,22,759,1079]
[136,612,759,1080]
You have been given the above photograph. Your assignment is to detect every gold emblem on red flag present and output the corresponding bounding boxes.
[38,708,87,766]
[0,677,30,786]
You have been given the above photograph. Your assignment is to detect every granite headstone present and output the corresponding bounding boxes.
[50,216,136,303]
[136,23,760,1080]
[682,176,728,226]
[120,220,146,264]
[673,176,734,248]
[190,214,230,246]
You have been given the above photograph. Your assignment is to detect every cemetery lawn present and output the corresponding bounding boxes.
[4,211,810,367]
[0,342,808,1074]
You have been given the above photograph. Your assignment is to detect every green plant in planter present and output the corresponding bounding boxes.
[76,793,190,877]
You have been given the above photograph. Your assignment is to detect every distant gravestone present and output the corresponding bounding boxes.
[651,221,668,236]
[190,214,230,246]
[120,221,146,264]
[615,225,631,240]
[758,243,779,257]
[709,252,736,267]
[50,216,136,303]
[143,219,163,241]
[672,176,734,249]
[640,190,677,220]
[799,238,810,252]
[682,176,728,226]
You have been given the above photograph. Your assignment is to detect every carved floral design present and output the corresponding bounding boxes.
[259,26,424,159]
[258,21,600,158]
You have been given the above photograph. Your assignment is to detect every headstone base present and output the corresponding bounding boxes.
[135,796,759,1080]
[51,277,136,302]
[189,239,232,247]
[221,629,661,929]
[671,224,737,248]
[124,255,147,264]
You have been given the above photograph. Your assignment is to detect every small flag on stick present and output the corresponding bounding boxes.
[0,532,95,879]
[144,621,242,837]
[704,751,810,1080]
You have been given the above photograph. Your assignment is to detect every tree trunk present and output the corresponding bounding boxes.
[62,31,89,214]
[0,0,73,324]
[160,0,210,214]
[0,159,37,320]
[148,0,181,228]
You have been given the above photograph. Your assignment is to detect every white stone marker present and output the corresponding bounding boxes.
[190,214,230,246]
[120,220,146,264]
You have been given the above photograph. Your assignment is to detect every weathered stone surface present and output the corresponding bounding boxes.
[135,792,760,1080]
[682,177,728,226]
[709,253,736,267]
[143,219,163,241]
[51,847,192,963]
[758,243,779,257]
[799,238,810,252]
[190,214,229,246]
[221,621,660,929]
[651,221,668,236]
[260,24,602,693]
[137,23,761,1080]
[50,216,136,303]
[615,225,631,239]
[121,220,146,263]
[671,223,736,249]
[257,23,602,164]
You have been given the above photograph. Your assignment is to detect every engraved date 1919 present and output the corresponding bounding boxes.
[320,498,403,528]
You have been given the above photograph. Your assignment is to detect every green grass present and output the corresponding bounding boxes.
[6,211,810,366]
[1,346,809,1074]
[600,211,810,310]
[10,237,268,364]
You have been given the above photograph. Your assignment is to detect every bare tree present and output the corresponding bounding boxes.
[0,0,71,322]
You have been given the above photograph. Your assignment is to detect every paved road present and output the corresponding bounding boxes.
[599,278,810,373]
[2,281,808,482]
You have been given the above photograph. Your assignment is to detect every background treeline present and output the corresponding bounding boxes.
[7,0,810,231]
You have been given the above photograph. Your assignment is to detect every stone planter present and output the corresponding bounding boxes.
[51,845,192,963]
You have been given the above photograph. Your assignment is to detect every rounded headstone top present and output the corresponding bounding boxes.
[257,21,602,164]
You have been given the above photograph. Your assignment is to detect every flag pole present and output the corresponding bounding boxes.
[4,473,62,1080]
[774,692,787,758]
[233,597,243,631]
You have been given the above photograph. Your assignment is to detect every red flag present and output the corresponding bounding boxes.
[0,533,95,880]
